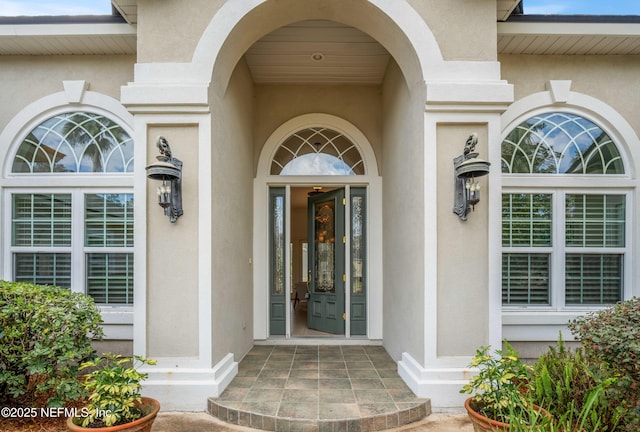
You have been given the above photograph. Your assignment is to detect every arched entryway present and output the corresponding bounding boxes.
[124,0,514,411]
[254,114,382,340]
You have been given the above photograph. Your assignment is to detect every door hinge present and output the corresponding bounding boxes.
[343,236,347,244]
[342,197,346,205]
[343,312,347,320]
[342,274,347,282]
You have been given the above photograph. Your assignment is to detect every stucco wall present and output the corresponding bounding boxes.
[381,59,425,362]
[136,0,223,63]
[436,125,490,356]
[0,55,133,131]
[407,0,497,61]
[146,125,200,358]
[210,58,255,363]
[253,84,383,175]
[500,55,640,134]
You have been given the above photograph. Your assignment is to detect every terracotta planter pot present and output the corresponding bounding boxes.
[66,397,160,432]
[464,397,551,431]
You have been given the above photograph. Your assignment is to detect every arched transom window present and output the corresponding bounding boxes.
[501,112,623,175]
[501,112,628,310]
[7,111,134,305]
[12,112,134,174]
[271,127,364,176]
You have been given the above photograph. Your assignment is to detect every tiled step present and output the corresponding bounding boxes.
[207,345,430,432]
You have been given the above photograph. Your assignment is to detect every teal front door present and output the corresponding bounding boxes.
[307,188,345,334]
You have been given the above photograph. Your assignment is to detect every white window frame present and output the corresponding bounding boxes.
[502,186,632,313]
[3,187,134,311]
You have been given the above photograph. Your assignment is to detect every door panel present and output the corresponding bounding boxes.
[269,188,286,335]
[350,188,367,335]
[307,188,345,334]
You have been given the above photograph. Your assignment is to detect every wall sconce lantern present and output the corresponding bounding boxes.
[146,136,183,223]
[453,133,490,221]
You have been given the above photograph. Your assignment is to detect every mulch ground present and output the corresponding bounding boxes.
[1,393,86,432]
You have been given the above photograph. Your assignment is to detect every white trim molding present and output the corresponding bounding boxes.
[398,352,471,410]
[140,353,237,411]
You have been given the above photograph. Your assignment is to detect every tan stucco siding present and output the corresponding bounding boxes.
[0,55,134,130]
[381,59,425,362]
[146,125,200,358]
[136,0,224,63]
[436,125,490,356]
[408,0,497,61]
[500,54,640,134]
[210,58,255,363]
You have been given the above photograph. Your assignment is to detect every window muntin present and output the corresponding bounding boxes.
[565,253,622,305]
[86,253,134,304]
[12,193,72,247]
[14,252,72,287]
[271,127,364,175]
[565,194,625,248]
[501,112,624,175]
[502,253,550,305]
[502,193,552,247]
[12,112,134,174]
[85,194,134,247]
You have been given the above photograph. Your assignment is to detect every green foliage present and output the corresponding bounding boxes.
[0,281,104,407]
[460,342,534,423]
[79,354,156,427]
[532,336,622,431]
[569,298,640,431]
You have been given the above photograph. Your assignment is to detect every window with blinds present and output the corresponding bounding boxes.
[502,112,627,309]
[502,193,552,305]
[8,111,134,306]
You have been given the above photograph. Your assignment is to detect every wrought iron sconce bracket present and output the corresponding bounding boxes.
[453,133,490,221]
[146,136,183,223]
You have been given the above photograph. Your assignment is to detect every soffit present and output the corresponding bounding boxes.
[498,21,640,55]
[112,0,138,24]
[497,0,522,21]
[0,21,136,56]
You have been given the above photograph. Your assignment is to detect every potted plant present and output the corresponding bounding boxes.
[460,342,551,431]
[66,353,159,432]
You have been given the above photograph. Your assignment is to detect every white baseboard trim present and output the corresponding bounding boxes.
[140,353,237,411]
[397,352,471,410]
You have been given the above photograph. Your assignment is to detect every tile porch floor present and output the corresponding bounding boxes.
[207,345,430,432]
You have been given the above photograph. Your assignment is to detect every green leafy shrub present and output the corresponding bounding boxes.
[78,354,156,427]
[0,281,104,407]
[532,336,622,431]
[569,297,640,431]
[460,342,534,423]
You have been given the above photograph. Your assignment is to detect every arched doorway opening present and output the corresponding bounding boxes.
[254,114,382,340]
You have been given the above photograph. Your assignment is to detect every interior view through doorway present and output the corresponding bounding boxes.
[269,185,367,338]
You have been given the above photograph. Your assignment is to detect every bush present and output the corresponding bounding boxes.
[569,298,640,431]
[0,281,104,407]
[532,336,622,431]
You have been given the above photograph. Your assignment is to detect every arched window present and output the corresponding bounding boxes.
[271,127,364,175]
[12,112,133,174]
[501,112,628,309]
[7,111,134,305]
[502,112,623,174]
